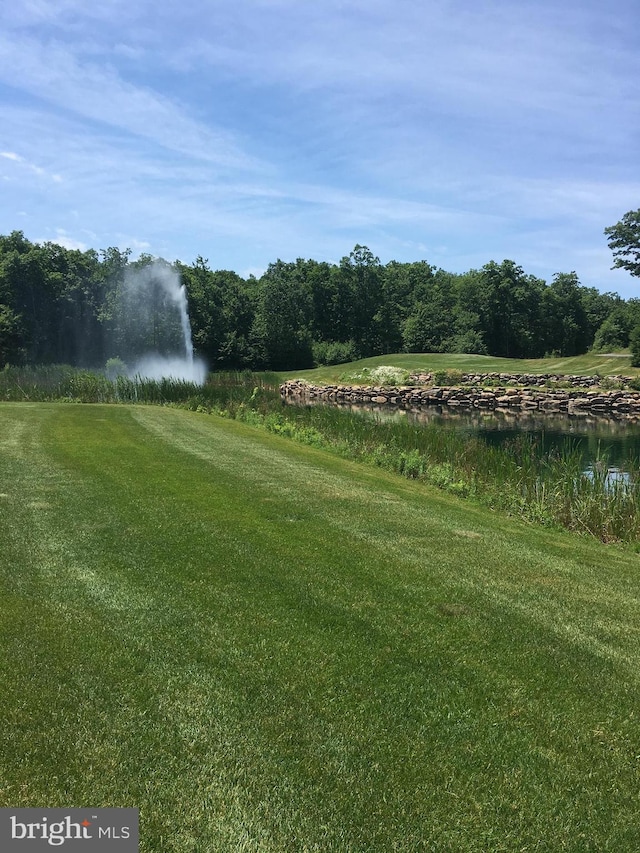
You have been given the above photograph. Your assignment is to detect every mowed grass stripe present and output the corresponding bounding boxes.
[1,403,640,852]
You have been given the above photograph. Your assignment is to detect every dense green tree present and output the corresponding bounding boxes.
[592,308,631,351]
[605,209,640,278]
[579,288,622,342]
[446,310,488,355]
[380,261,433,353]
[629,324,640,367]
[295,259,334,343]
[0,229,636,370]
[107,256,187,362]
[250,260,314,369]
[337,246,384,355]
[97,247,131,361]
[0,303,23,364]
[42,243,106,365]
[402,271,456,352]
[0,232,28,363]
[591,298,640,353]
[180,258,253,368]
[475,261,545,358]
[541,273,590,356]
[0,235,64,363]
[443,271,488,354]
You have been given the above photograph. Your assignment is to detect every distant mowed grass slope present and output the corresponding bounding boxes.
[1,403,640,852]
[283,351,638,384]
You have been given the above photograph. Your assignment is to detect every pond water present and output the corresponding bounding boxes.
[401,407,640,470]
[287,398,640,473]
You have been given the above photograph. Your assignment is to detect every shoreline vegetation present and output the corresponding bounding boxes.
[2,360,640,544]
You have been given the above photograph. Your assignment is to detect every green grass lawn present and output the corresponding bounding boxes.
[282,351,638,384]
[2,403,640,851]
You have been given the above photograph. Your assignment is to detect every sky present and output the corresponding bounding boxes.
[0,0,639,296]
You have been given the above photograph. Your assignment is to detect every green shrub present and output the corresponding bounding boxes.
[630,324,640,367]
[433,369,464,386]
[342,365,411,386]
[105,357,128,381]
[312,340,358,366]
[368,365,411,386]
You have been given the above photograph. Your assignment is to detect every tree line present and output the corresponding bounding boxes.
[1,222,639,371]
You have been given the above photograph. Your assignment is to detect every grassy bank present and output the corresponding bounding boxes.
[2,403,640,851]
[282,351,639,384]
[3,352,635,404]
[2,365,640,543]
[235,401,640,544]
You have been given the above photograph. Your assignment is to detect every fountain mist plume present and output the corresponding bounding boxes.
[111,260,207,384]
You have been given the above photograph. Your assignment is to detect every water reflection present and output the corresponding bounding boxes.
[286,397,640,473]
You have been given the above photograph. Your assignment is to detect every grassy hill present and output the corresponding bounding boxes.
[282,351,638,384]
[2,403,640,851]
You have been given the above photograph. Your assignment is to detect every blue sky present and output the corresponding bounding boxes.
[1,0,638,296]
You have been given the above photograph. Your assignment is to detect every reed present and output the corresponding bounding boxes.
[235,400,640,544]
[0,364,81,401]
[0,365,281,407]
[3,365,640,543]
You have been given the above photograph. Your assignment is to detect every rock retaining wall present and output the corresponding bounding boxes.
[408,372,634,388]
[281,378,640,418]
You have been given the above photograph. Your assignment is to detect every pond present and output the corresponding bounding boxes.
[287,397,640,474]
[401,406,640,470]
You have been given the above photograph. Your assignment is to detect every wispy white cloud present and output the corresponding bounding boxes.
[45,228,89,252]
[0,147,63,182]
[0,33,263,172]
[0,0,140,32]
[0,0,638,296]
[164,0,639,124]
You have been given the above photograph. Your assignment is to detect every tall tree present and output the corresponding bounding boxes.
[0,235,63,363]
[541,273,590,356]
[605,209,640,278]
[376,261,432,353]
[579,288,622,342]
[180,258,253,368]
[476,261,544,358]
[0,304,23,364]
[107,255,186,362]
[98,246,131,361]
[336,246,383,355]
[592,308,631,351]
[40,242,105,366]
[402,270,456,353]
[250,260,314,369]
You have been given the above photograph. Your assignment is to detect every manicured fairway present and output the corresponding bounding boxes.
[1,403,640,851]
[285,351,638,384]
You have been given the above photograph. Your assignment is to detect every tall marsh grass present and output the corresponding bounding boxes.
[0,365,280,407]
[3,365,640,543]
[252,402,640,544]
